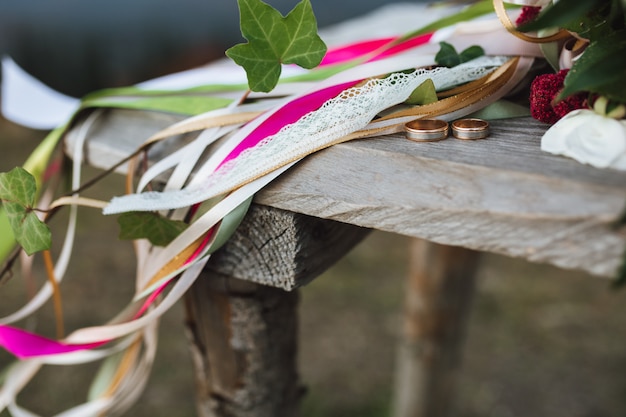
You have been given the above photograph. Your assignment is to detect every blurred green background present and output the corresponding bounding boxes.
[1,118,626,417]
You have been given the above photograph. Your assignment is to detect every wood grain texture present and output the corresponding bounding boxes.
[257,118,626,277]
[205,205,369,291]
[65,110,626,277]
[184,271,302,417]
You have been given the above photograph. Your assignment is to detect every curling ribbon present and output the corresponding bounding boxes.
[0,58,517,360]
[0,2,535,371]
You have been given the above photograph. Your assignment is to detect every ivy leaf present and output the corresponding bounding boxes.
[406,79,438,105]
[118,212,189,246]
[0,168,51,255]
[435,42,484,67]
[226,0,327,92]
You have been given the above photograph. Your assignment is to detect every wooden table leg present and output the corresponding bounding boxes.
[184,275,301,417]
[183,204,369,417]
[392,239,480,417]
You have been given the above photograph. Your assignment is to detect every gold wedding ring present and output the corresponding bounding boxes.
[404,119,449,142]
[451,118,490,140]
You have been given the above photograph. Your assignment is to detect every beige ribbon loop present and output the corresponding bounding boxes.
[146,111,262,143]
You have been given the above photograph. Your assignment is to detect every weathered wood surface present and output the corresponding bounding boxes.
[205,204,369,290]
[65,109,626,277]
[66,109,185,172]
[392,239,480,417]
[184,271,302,417]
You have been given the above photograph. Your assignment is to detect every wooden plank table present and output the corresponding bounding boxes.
[65,107,626,417]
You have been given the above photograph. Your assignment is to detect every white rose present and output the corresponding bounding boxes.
[541,109,626,170]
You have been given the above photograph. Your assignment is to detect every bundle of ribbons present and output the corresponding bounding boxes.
[0,1,548,415]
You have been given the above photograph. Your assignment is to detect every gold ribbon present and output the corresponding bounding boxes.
[141,235,206,292]
[375,57,520,124]
[493,0,571,43]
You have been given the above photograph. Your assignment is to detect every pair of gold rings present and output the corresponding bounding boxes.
[404,118,490,142]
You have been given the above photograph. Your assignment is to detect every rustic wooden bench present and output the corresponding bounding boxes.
[65,107,626,417]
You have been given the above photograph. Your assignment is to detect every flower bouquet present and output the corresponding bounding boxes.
[0,0,624,415]
[507,0,626,169]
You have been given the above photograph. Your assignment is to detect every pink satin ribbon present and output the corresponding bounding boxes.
[0,325,104,359]
[219,80,360,168]
[320,33,433,67]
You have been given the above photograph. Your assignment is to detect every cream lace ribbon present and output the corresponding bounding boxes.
[104,55,510,215]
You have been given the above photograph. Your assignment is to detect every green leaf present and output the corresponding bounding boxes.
[1,124,64,264]
[0,209,16,260]
[518,0,603,34]
[226,0,327,92]
[435,42,485,68]
[435,42,460,67]
[406,79,438,105]
[459,45,485,63]
[118,212,189,246]
[558,31,626,102]
[0,168,51,255]
[519,0,620,41]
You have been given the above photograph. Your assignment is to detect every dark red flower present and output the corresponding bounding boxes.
[553,94,588,119]
[516,6,541,27]
[529,70,588,124]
